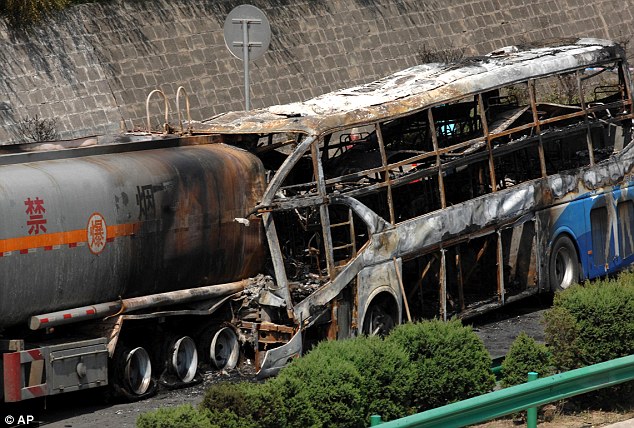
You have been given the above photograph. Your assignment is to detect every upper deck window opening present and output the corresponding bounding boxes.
[488,82,532,137]
[432,97,482,148]
[530,64,626,172]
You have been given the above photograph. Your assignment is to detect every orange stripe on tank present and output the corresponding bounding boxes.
[0,222,141,253]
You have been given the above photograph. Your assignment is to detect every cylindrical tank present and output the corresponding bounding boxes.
[0,142,266,329]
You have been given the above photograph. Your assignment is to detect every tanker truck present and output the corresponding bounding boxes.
[3,38,633,403]
[0,134,276,401]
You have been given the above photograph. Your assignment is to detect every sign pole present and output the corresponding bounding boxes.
[241,20,250,111]
[224,5,271,112]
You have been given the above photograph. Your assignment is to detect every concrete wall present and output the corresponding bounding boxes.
[0,0,632,144]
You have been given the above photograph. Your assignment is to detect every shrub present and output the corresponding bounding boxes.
[544,273,634,369]
[266,335,415,427]
[500,332,552,388]
[331,335,415,420]
[199,381,282,428]
[193,335,415,428]
[16,115,59,143]
[142,320,495,427]
[273,348,366,427]
[542,305,581,371]
[386,319,495,411]
[136,404,216,428]
[543,272,634,407]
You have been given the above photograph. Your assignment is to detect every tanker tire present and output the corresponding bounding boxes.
[197,324,241,370]
[109,345,156,402]
[549,235,580,292]
[210,327,240,370]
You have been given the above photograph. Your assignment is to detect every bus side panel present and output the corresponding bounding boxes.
[615,182,634,270]
[356,260,403,335]
[591,182,634,276]
[584,188,618,278]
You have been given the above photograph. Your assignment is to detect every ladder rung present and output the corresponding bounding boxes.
[330,221,351,228]
[333,243,354,251]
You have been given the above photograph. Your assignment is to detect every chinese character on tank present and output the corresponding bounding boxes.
[87,212,107,254]
[136,185,156,220]
[24,197,47,235]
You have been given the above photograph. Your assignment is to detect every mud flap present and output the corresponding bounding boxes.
[256,330,302,379]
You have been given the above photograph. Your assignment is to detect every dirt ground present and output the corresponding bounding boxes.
[9,297,632,427]
[472,408,634,428]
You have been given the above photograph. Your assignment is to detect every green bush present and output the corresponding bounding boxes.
[542,305,581,372]
[199,381,283,428]
[270,335,415,425]
[136,404,216,428]
[500,332,552,388]
[273,355,365,427]
[386,319,495,411]
[544,273,634,370]
[145,335,415,428]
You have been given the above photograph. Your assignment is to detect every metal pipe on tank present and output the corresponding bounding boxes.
[29,279,248,330]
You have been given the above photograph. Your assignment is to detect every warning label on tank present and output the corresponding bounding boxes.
[25,197,47,235]
[87,212,107,254]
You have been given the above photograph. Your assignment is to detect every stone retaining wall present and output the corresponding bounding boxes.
[0,0,632,143]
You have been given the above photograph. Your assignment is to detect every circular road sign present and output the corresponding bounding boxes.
[223,5,271,61]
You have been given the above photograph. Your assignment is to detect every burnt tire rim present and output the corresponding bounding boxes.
[170,336,198,382]
[124,347,152,395]
[210,327,240,370]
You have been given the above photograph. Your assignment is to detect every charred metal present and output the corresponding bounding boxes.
[191,39,634,370]
[2,38,634,401]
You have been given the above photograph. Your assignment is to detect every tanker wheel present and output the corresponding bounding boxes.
[110,345,156,401]
[361,302,396,336]
[167,336,198,383]
[197,325,241,370]
[210,327,240,370]
[549,235,580,292]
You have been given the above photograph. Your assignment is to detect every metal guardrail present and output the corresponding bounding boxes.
[490,355,504,380]
[371,354,634,428]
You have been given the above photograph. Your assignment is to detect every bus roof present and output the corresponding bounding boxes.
[193,38,624,136]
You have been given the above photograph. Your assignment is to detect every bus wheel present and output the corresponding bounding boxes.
[549,235,579,291]
[361,301,396,336]
[110,346,155,401]
[168,336,198,383]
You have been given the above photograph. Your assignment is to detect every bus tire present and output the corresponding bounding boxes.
[549,235,580,292]
[361,299,397,336]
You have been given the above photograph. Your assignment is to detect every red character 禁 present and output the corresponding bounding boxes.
[24,197,47,235]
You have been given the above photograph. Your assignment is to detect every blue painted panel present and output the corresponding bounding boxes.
[550,181,634,281]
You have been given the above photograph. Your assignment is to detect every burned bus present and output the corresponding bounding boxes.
[190,38,634,370]
[2,38,633,402]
